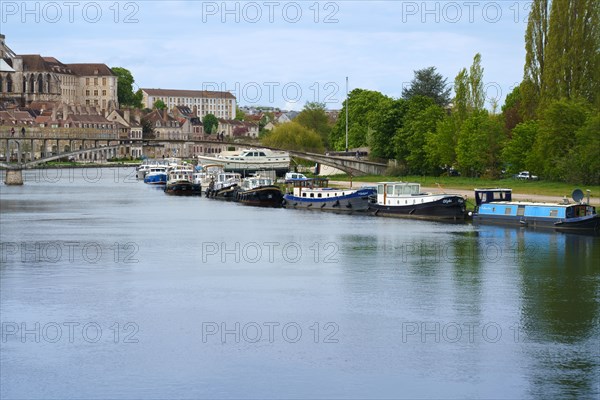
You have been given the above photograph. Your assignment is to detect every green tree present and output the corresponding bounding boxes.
[153,99,167,110]
[141,117,155,139]
[294,102,332,149]
[529,99,590,180]
[330,89,394,151]
[112,67,143,108]
[402,66,451,107]
[202,113,219,135]
[456,110,505,177]
[501,86,525,132]
[395,96,445,174]
[453,68,470,122]
[369,98,408,160]
[453,53,486,120]
[501,120,539,174]
[563,113,600,184]
[235,106,246,121]
[542,0,600,107]
[261,121,325,153]
[522,0,550,117]
[469,53,485,111]
[425,114,460,171]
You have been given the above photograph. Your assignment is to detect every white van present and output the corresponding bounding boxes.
[285,172,308,182]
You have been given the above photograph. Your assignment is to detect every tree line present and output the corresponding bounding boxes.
[114,0,599,184]
[329,0,598,184]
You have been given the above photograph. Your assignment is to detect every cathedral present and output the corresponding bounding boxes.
[0,34,118,111]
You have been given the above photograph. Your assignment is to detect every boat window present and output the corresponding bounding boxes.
[504,208,512,215]
[480,193,487,203]
[310,193,314,198]
[302,193,306,197]
[386,185,393,195]
[377,184,384,194]
[259,152,266,156]
[517,206,525,216]
[549,209,558,217]
[317,193,322,198]
[394,185,402,195]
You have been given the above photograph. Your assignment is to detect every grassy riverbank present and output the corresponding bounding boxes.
[330,174,600,198]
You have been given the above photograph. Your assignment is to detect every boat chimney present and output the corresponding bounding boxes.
[586,190,591,204]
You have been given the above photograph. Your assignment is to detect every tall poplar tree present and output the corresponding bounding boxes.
[541,0,600,106]
[522,0,550,117]
[469,53,485,111]
[452,53,485,120]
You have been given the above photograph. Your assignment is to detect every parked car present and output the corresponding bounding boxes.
[516,171,538,180]
[285,172,308,182]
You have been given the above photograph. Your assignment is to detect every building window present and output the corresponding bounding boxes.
[102,77,106,85]
[94,78,98,86]
[102,90,106,96]
[86,90,90,96]
[94,90,98,96]
[86,78,90,85]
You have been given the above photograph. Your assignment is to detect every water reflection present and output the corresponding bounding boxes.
[475,225,600,397]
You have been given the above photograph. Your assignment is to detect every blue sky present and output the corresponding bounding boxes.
[1,1,531,110]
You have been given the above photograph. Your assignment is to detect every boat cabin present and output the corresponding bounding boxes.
[241,176,274,190]
[240,150,267,158]
[287,178,350,199]
[167,171,192,183]
[474,188,512,206]
[214,172,241,190]
[375,182,420,203]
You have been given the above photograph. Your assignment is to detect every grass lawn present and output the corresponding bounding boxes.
[330,174,600,198]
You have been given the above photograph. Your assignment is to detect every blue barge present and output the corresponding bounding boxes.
[471,188,599,234]
[283,178,375,212]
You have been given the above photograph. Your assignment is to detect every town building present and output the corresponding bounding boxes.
[106,109,143,158]
[0,34,118,111]
[217,118,259,138]
[141,88,236,120]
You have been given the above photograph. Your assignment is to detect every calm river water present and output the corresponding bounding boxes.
[1,167,599,399]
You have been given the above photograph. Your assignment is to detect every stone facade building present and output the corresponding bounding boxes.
[0,34,118,111]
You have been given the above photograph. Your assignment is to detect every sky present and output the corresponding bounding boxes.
[1,0,531,110]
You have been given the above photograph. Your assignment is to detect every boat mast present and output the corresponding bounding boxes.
[345,76,349,153]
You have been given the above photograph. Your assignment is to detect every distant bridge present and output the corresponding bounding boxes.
[0,139,120,170]
[286,150,386,176]
[141,139,388,176]
[0,132,388,177]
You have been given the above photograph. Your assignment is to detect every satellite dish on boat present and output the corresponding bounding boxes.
[572,189,584,203]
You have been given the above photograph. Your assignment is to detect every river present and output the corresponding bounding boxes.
[1,167,598,399]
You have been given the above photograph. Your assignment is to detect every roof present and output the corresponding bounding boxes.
[143,109,180,125]
[67,114,113,124]
[142,88,236,99]
[20,55,75,74]
[0,59,15,72]
[66,63,115,76]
